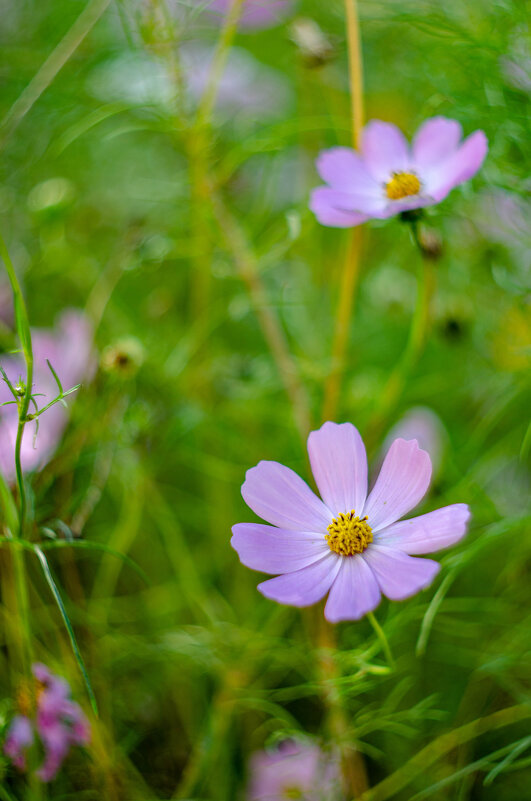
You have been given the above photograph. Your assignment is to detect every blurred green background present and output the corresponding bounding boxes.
[0,0,530,798]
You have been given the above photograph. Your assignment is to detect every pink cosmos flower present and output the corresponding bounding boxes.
[4,663,90,782]
[0,309,94,481]
[382,407,446,478]
[310,117,488,227]
[232,422,470,622]
[206,0,292,30]
[248,740,342,800]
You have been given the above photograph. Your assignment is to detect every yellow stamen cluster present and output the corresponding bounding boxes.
[283,787,304,800]
[325,510,373,556]
[385,171,421,200]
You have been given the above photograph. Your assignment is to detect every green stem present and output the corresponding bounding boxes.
[0,234,35,674]
[0,232,34,538]
[367,612,394,670]
[195,0,245,129]
[366,222,435,444]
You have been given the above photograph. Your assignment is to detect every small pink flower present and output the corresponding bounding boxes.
[382,407,446,478]
[4,663,90,782]
[207,0,293,30]
[310,117,488,227]
[248,740,342,800]
[232,422,470,622]
[0,309,94,481]
[4,715,34,771]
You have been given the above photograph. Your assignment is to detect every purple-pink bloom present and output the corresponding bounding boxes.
[0,309,94,482]
[207,0,293,30]
[310,117,488,227]
[382,407,445,478]
[247,740,342,800]
[232,422,470,622]
[4,715,34,770]
[4,663,90,782]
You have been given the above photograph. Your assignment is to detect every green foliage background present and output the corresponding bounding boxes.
[0,0,529,798]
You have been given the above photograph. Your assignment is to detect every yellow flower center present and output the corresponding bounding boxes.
[283,787,304,800]
[325,511,373,556]
[385,171,421,200]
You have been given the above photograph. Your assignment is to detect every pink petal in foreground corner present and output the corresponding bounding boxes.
[324,555,381,622]
[307,421,368,517]
[364,438,432,531]
[363,545,440,600]
[242,460,333,532]
[309,187,372,227]
[316,147,380,196]
[361,120,410,183]
[412,116,463,172]
[231,523,329,575]
[427,130,488,202]
[258,553,341,607]
[375,504,471,555]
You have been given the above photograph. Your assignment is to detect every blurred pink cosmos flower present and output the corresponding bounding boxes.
[207,0,292,30]
[232,422,470,622]
[0,309,94,481]
[310,117,488,227]
[4,663,90,782]
[382,407,446,478]
[248,740,342,800]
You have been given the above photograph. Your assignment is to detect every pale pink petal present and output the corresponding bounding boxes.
[307,421,368,516]
[363,545,440,600]
[316,147,381,196]
[231,523,329,574]
[412,117,463,172]
[374,504,470,554]
[324,555,381,622]
[258,553,341,607]
[4,715,34,769]
[242,461,332,532]
[310,188,370,227]
[425,130,488,202]
[377,195,436,218]
[361,121,410,182]
[364,439,432,531]
[312,188,384,214]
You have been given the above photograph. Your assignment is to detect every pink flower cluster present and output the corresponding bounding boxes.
[4,663,90,782]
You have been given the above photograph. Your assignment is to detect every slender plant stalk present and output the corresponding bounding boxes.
[0,233,33,537]
[344,0,365,149]
[210,192,312,444]
[0,234,34,647]
[314,609,369,797]
[0,0,112,149]
[322,229,363,421]
[322,0,365,422]
[0,234,41,797]
[195,0,245,129]
[366,222,436,446]
[367,611,394,669]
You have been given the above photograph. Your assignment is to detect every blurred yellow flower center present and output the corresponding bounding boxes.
[385,172,421,200]
[326,511,373,556]
[283,787,304,799]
